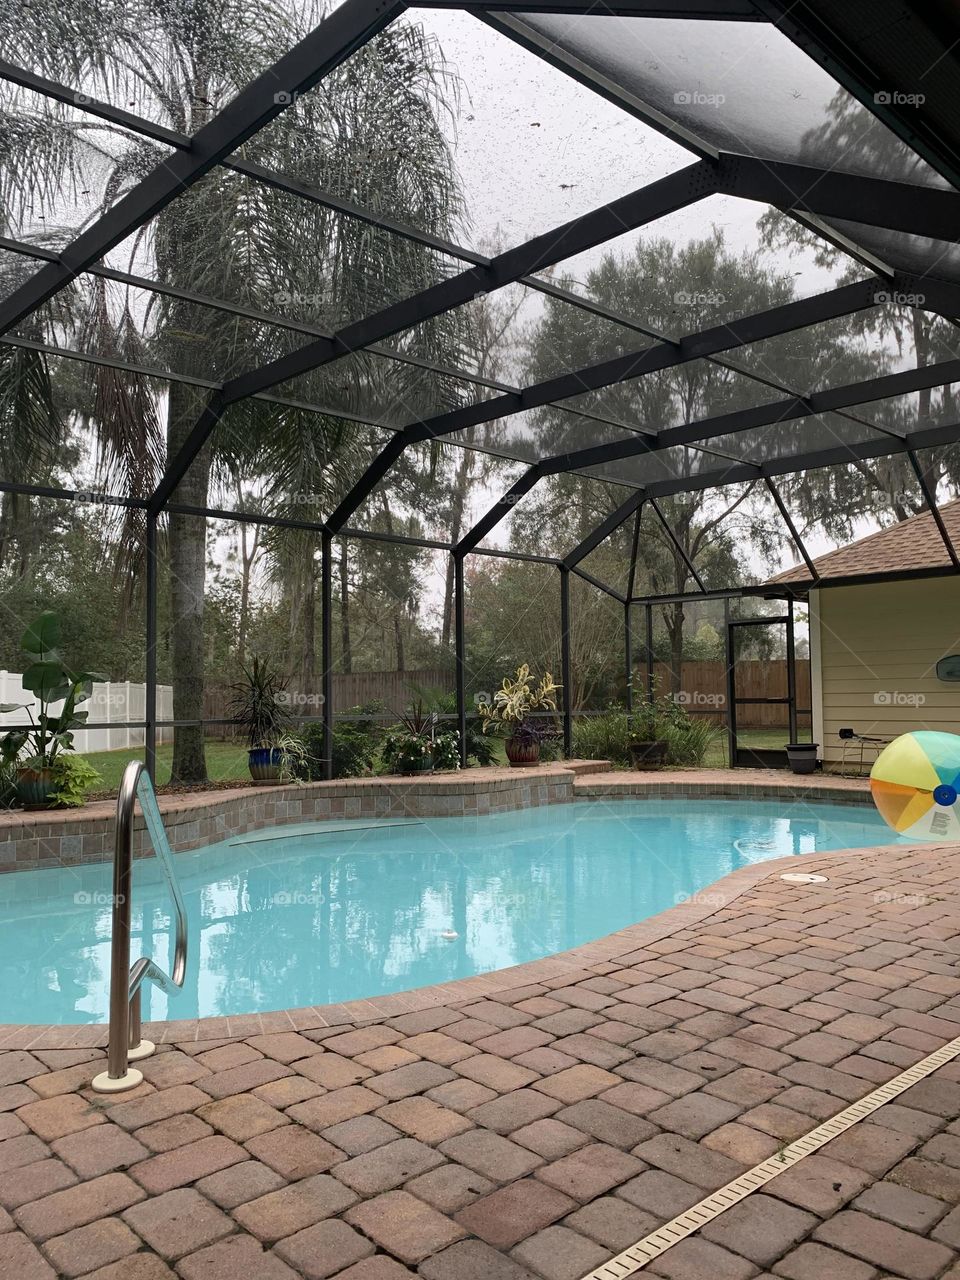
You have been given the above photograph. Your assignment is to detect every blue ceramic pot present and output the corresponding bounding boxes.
[248,746,283,782]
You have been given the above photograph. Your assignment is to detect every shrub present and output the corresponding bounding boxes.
[0,737,18,808]
[407,685,497,767]
[662,714,722,766]
[49,754,103,807]
[572,709,632,767]
[430,730,461,771]
[571,702,721,769]
[297,700,387,780]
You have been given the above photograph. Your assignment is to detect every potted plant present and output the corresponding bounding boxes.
[628,697,670,769]
[786,741,819,774]
[0,612,102,809]
[277,732,309,783]
[228,656,294,782]
[479,665,561,766]
[382,703,436,775]
[430,727,461,772]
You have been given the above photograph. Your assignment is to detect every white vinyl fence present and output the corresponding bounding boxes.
[0,672,173,752]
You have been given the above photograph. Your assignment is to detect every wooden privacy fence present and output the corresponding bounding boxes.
[204,668,453,736]
[636,660,811,728]
[205,661,808,736]
[332,668,452,712]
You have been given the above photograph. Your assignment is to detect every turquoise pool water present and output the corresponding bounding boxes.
[0,798,896,1024]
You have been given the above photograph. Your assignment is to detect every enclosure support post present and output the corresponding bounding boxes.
[645,604,655,701]
[724,598,737,769]
[560,566,572,758]
[624,602,634,713]
[145,513,158,779]
[454,553,467,768]
[786,596,798,744]
[321,532,333,781]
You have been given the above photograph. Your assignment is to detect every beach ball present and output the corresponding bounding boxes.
[870,730,960,841]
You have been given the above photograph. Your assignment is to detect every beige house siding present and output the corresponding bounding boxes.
[813,580,960,768]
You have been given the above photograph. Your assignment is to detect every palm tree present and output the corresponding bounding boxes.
[0,0,468,781]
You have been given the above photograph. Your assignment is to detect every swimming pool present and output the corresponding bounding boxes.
[0,798,896,1024]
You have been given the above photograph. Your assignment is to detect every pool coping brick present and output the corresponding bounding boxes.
[7,765,960,1280]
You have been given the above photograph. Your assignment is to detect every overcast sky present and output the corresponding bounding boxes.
[392,8,870,577]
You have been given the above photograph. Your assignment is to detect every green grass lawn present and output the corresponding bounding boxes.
[702,727,812,769]
[78,725,801,795]
[81,740,250,793]
[81,735,507,795]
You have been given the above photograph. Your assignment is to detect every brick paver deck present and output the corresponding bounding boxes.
[2,832,960,1278]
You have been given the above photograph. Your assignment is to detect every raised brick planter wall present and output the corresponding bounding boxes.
[0,762,607,873]
[0,763,871,873]
[574,767,872,806]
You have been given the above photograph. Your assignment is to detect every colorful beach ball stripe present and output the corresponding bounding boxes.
[870,730,960,841]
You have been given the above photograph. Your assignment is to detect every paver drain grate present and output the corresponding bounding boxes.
[579,1031,960,1279]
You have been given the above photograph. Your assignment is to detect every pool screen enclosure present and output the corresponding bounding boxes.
[1,0,959,774]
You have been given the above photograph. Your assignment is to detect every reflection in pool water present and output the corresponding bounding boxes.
[0,798,896,1024]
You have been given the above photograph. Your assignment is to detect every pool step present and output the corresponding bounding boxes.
[230,818,425,845]
[564,759,613,777]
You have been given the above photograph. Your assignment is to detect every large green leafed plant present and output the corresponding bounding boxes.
[0,611,102,770]
[479,665,560,737]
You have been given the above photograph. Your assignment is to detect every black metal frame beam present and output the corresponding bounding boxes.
[155,160,717,517]
[426,0,763,12]
[715,153,960,244]
[0,236,517,399]
[907,450,960,569]
[564,488,646,569]
[569,566,626,603]
[542,358,960,478]
[330,274,892,541]
[627,419,960,504]
[0,0,404,336]
[631,558,960,604]
[355,278,897,487]
[13,56,959,510]
[763,476,819,582]
[456,467,544,555]
[648,497,707,592]
[454,553,468,767]
[626,506,644,604]
[559,566,573,756]
[13,58,858,421]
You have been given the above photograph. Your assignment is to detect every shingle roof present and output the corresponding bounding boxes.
[769,499,960,583]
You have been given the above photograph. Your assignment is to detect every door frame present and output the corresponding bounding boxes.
[725,602,800,769]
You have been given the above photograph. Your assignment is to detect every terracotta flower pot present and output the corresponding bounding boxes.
[16,766,58,810]
[506,737,540,767]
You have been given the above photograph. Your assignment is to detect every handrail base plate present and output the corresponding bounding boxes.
[129,1040,156,1061]
[92,1066,143,1093]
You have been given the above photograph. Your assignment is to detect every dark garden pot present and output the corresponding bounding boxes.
[629,739,669,770]
[506,737,540,767]
[786,742,819,774]
[248,747,284,782]
[398,754,434,776]
[16,766,58,809]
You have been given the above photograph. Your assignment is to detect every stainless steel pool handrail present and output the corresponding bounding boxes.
[93,761,187,1092]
